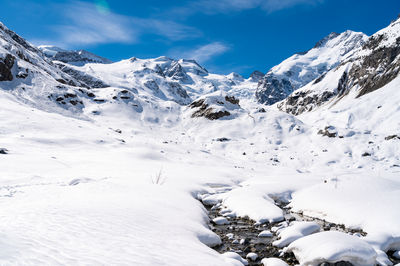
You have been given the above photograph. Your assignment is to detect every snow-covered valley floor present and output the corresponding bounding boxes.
[1,74,400,266]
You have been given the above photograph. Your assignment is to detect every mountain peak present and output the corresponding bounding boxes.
[314,32,340,48]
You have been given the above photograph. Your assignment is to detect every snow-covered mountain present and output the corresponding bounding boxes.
[278,16,400,116]
[46,52,260,114]
[256,30,368,105]
[1,18,400,266]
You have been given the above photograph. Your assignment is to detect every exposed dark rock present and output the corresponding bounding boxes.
[249,70,264,82]
[190,96,240,120]
[351,37,400,97]
[189,99,205,108]
[362,152,372,157]
[385,135,400,140]
[192,109,231,120]
[225,95,240,105]
[215,137,230,142]
[16,71,28,79]
[313,73,327,84]
[318,126,338,138]
[278,90,335,116]
[0,54,15,81]
[0,148,8,154]
[256,75,293,105]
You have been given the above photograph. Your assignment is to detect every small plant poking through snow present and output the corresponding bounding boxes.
[151,169,167,185]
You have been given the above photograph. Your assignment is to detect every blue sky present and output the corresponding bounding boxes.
[1,0,399,76]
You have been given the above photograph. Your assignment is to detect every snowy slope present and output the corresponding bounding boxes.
[256,30,368,105]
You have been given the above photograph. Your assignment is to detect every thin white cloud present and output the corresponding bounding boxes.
[54,1,137,46]
[172,0,324,15]
[262,0,325,12]
[131,18,202,41]
[170,42,230,63]
[47,1,201,48]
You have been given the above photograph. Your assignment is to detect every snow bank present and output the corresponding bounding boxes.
[289,175,400,250]
[286,231,377,265]
[273,221,320,247]
[222,252,248,265]
[261,258,289,266]
[221,186,284,223]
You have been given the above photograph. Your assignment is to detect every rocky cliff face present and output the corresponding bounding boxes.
[256,30,368,105]
[278,17,400,116]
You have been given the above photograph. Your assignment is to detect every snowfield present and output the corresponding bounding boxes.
[1,74,400,264]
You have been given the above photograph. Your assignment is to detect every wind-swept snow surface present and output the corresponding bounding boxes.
[286,231,377,265]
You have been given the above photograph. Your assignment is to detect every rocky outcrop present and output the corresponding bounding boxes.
[0,54,15,81]
[189,94,241,120]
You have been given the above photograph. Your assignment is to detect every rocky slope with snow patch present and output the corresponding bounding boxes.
[256,30,368,105]
[0,22,100,114]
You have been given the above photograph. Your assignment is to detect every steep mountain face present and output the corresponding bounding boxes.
[256,30,368,105]
[278,17,400,116]
[39,45,112,65]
